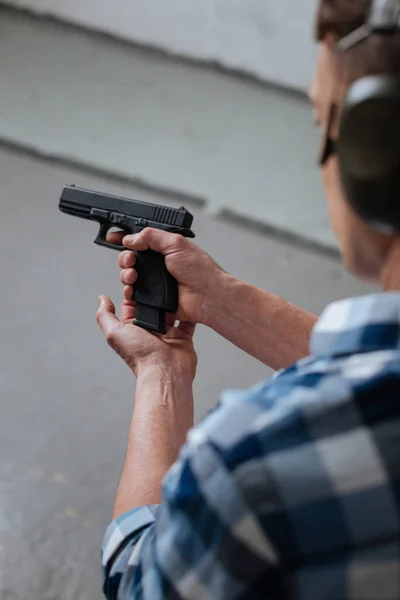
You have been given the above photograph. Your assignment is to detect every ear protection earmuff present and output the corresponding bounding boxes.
[321,0,400,233]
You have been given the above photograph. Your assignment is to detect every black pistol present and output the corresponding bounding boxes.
[59,185,195,334]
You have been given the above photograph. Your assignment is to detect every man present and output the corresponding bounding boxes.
[97,0,400,598]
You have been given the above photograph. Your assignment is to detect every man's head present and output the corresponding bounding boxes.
[310,0,400,286]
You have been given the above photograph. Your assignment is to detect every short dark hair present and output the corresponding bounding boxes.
[315,0,400,83]
[315,0,371,41]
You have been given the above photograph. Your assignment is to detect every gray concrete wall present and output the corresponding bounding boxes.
[0,10,334,250]
[2,0,317,90]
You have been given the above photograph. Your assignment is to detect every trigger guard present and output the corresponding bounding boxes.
[94,223,125,251]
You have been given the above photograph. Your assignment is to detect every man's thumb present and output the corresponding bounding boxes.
[122,228,185,255]
[96,296,120,339]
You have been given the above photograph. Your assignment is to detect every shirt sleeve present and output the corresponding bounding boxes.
[101,388,283,600]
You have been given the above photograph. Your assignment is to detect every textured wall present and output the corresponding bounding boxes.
[0,11,333,248]
[4,0,318,90]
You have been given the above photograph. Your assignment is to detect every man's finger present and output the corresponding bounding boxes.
[123,228,186,255]
[123,285,134,301]
[96,296,121,341]
[120,299,136,322]
[106,231,125,245]
[118,251,136,269]
[120,268,138,286]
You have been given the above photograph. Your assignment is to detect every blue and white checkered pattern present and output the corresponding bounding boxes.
[102,293,400,599]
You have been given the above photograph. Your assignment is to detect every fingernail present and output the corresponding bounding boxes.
[98,296,103,307]
[123,254,129,266]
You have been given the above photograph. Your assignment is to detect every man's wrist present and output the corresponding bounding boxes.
[135,361,195,388]
[133,362,194,421]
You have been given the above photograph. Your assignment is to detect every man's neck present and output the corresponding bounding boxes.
[381,238,400,291]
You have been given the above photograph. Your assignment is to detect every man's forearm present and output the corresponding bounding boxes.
[205,274,318,371]
[113,366,194,520]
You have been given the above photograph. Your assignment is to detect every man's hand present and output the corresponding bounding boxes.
[107,229,225,325]
[96,295,197,379]
[107,228,317,371]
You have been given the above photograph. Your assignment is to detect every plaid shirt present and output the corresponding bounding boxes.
[102,293,400,600]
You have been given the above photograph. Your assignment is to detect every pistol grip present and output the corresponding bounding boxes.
[132,250,178,334]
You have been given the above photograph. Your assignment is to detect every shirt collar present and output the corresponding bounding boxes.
[311,292,400,357]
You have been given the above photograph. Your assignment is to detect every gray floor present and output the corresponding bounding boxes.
[0,147,374,600]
